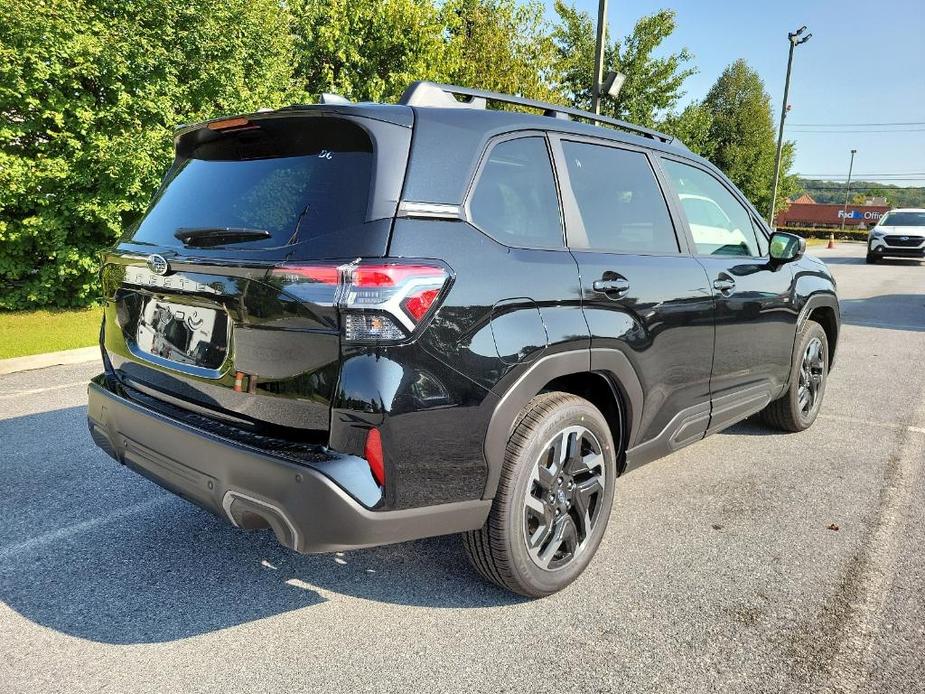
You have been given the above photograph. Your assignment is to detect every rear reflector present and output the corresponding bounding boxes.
[271,260,450,343]
[364,428,385,486]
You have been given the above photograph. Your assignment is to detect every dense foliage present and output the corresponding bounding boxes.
[0,0,293,309]
[0,0,805,309]
[798,180,925,208]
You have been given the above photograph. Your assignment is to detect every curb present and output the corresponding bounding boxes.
[0,346,101,375]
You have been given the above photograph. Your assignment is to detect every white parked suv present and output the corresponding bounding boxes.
[867,208,925,263]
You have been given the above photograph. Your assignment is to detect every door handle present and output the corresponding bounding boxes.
[713,277,736,295]
[592,277,630,297]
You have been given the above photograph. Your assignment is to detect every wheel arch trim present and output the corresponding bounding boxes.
[796,292,840,366]
[481,349,644,500]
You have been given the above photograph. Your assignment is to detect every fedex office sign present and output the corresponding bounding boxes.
[838,209,883,221]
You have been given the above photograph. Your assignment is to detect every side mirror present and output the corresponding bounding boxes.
[769,232,806,262]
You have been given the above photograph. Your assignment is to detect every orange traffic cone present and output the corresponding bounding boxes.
[826,232,835,249]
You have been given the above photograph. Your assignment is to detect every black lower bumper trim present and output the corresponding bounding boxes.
[872,247,925,258]
[87,377,490,553]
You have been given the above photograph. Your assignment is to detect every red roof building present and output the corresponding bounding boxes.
[775,202,889,229]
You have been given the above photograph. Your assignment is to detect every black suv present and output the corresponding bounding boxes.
[88,82,840,597]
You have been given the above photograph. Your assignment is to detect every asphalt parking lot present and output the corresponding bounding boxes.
[1,243,923,693]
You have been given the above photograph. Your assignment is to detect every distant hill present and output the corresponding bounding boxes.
[797,179,925,208]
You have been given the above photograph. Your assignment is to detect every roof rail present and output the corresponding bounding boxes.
[399,81,678,145]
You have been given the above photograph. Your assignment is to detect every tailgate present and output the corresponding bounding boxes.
[102,254,339,433]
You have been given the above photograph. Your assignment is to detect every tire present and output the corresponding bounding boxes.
[760,320,829,432]
[866,253,877,264]
[463,392,617,597]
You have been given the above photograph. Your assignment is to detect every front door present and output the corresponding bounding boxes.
[659,157,798,433]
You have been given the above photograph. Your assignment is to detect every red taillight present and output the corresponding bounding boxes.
[350,265,447,287]
[271,260,450,343]
[402,288,440,321]
[364,427,385,486]
[275,264,340,284]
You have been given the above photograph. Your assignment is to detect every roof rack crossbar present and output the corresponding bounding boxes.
[399,81,677,145]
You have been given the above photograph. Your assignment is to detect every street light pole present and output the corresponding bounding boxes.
[768,26,812,227]
[840,149,857,232]
[591,0,608,115]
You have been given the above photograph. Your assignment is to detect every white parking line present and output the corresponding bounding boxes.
[829,393,925,692]
[0,381,88,400]
[0,497,173,560]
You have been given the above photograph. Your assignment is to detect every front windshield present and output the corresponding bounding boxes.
[880,211,925,227]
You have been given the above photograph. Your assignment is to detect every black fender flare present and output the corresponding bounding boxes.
[797,292,840,332]
[481,348,644,500]
[795,291,841,366]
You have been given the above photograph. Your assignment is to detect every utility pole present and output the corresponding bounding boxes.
[768,26,812,227]
[591,0,608,115]
[840,149,858,231]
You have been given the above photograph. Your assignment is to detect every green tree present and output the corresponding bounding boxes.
[0,0,293,309]
[552,2,695,127]
[289,0,449,103]
[289,0,560,104]
[441,0,560,102]
[701,59,797,215]
[660,101,714,157]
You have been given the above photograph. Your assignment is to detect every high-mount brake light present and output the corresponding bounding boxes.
[271,260,450,343]
[206,117,253,131]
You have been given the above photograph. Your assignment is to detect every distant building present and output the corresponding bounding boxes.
[775,199,889,229]
[864,196,888,206]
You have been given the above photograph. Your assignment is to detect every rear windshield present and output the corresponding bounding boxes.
[127,117,373,251]
[880,211,925,227]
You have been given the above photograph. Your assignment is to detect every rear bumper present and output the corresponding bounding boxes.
[87,376,490,553]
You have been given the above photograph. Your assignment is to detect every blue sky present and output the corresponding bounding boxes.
[545,0,925,187]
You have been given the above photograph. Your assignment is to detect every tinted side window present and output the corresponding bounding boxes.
[662,160,760,257]
[562,141,678,254]
[469,137,563,248]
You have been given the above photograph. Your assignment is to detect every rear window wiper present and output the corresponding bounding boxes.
[174,227,271,248]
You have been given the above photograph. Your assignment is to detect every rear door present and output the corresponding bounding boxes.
[658,157,798,432]
[102,110,411,434]
[550,136,715,457]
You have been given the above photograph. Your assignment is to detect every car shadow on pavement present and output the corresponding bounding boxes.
[0,407,523,646]
[840,294,925,332]
[714,419,786,437]
[821,256,923,266]
[816,255,866,265]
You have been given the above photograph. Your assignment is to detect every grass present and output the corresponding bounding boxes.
[0,307,102,360]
